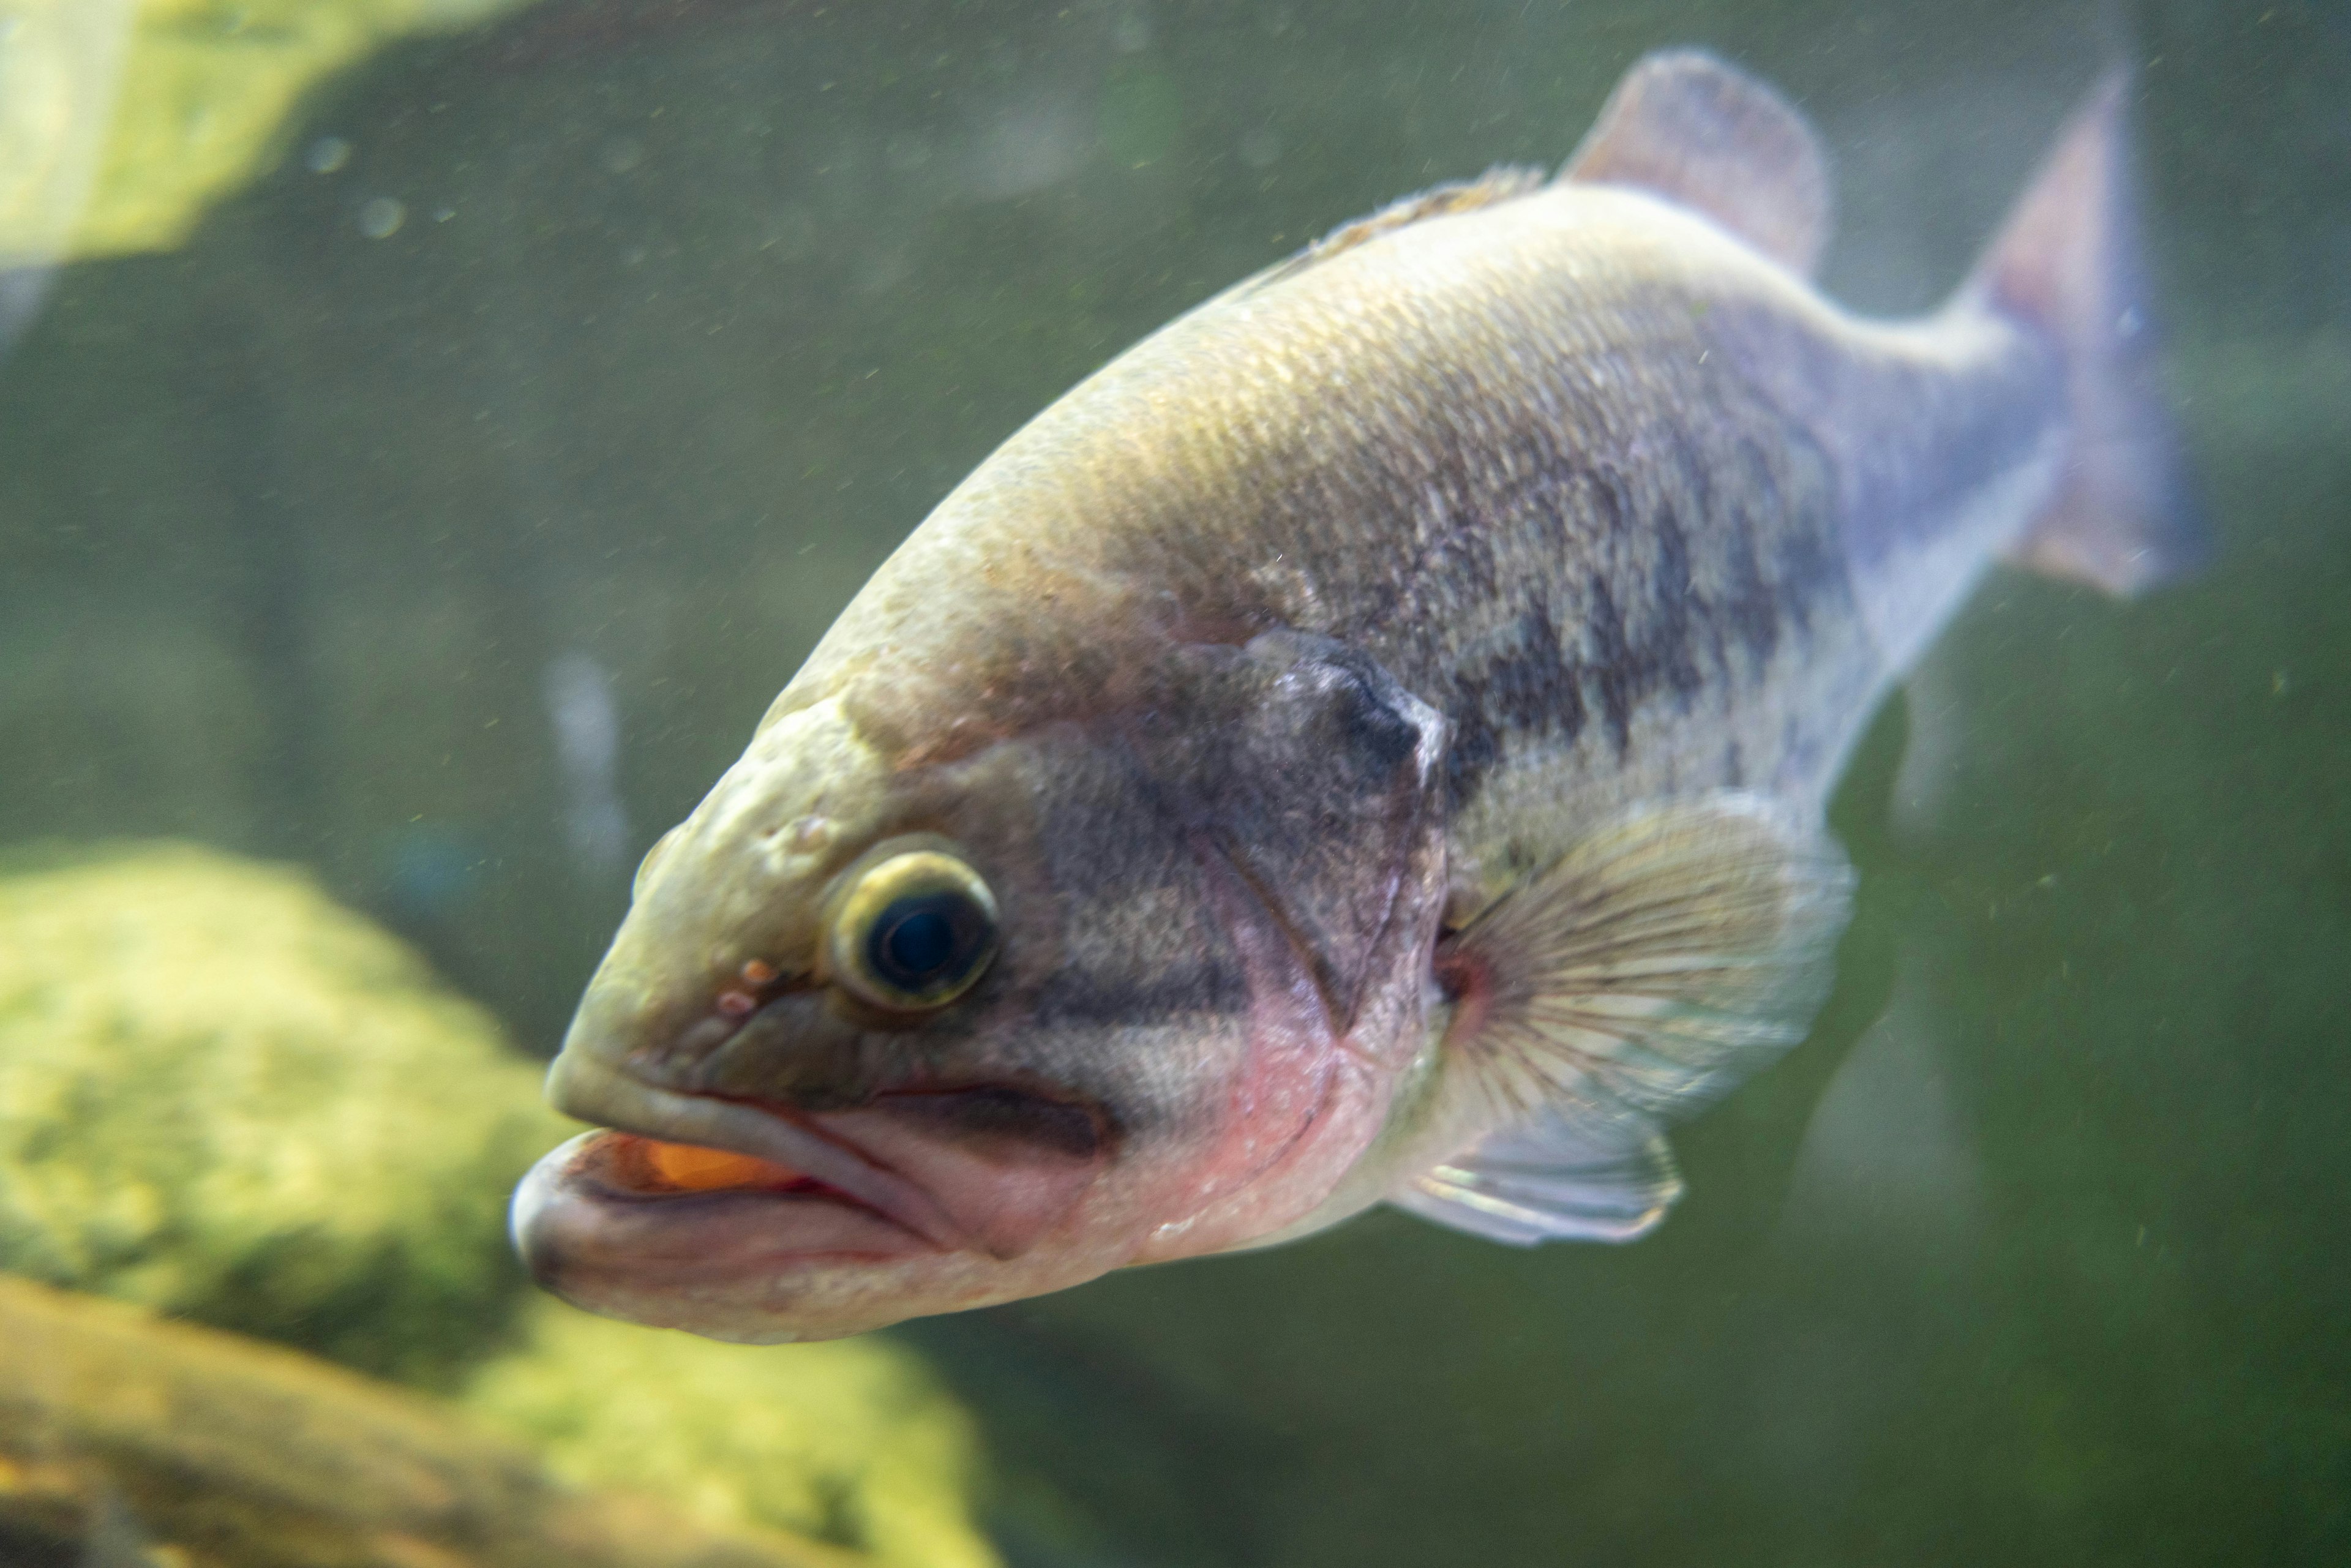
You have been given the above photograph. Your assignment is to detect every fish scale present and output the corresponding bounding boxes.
[797,189,1899,858]
[512,51,2199,1341]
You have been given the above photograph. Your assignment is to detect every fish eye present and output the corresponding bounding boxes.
[828,849,999,1011]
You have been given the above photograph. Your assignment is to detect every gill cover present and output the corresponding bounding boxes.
[1139,631,1453,1058]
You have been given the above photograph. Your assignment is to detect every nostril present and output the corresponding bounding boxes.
[764,814,833,852]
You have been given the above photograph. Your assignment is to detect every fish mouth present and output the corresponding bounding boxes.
[510,1122,936,1341]
[533,1049,964,1222]
[512,1052,1112,1334]
[517,1123,938,1265]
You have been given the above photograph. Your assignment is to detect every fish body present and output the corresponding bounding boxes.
[513,53,2194,1340]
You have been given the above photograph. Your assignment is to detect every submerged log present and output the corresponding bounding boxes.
[0,1275,870,1568]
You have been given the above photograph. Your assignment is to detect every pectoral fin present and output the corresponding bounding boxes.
[1399,792,1853,1244]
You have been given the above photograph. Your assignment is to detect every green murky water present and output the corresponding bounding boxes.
[2,2,2345,1564]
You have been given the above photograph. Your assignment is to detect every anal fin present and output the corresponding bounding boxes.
[1396,792,1853,1245]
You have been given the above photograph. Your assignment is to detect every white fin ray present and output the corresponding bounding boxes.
[1397,792,1853,1245]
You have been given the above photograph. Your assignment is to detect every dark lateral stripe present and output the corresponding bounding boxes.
[1428,422,1849,806]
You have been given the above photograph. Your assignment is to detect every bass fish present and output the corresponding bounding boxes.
[514,51,2195,1340]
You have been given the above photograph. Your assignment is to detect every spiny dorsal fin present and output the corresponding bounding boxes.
[1253,165,1548,291]
[1397,792,1853,1245]
[1561,49,1834,278]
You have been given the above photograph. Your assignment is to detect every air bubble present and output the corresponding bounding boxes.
[1111,7,1154,53]
[357,197,405,239]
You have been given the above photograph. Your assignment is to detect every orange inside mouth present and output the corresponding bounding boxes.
[610,1133,805,1194]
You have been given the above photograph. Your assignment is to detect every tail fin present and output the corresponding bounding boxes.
[1970,70,2203,596]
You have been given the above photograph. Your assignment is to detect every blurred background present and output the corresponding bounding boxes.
[1,1,2346,1565]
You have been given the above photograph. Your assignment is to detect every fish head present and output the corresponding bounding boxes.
[512,632,1455,1340]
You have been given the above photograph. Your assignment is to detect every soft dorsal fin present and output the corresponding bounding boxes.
[1397,792,1853,1245]
[1561,49,1834,277]
[1252,165,1547,291]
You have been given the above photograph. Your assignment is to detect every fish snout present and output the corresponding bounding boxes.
[606,693,900,1027]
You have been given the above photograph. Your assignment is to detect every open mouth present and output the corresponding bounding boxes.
[536,1051,975,1228]
[569,1125,933,1256]
[514,1053,972,1289]
[598,1130,834,1198]
[514,1123,942,1304]
[550,1110,954,1251]
[517,1051,1115,1313]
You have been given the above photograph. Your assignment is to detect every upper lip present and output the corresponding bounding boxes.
[545,1051,964,1249]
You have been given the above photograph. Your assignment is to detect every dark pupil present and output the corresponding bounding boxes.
[871,893,975,989]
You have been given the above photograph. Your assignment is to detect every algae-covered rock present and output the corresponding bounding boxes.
[0,0,536,265]
[0,840,571,1381]
[0,841,1005,1566]
[0,1272,868,1568]
[465,1300,1002,1568]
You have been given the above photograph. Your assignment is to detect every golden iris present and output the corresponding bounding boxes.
[827,849,999,1010]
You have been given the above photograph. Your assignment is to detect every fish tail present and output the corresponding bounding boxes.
[1967,68,2205,596]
